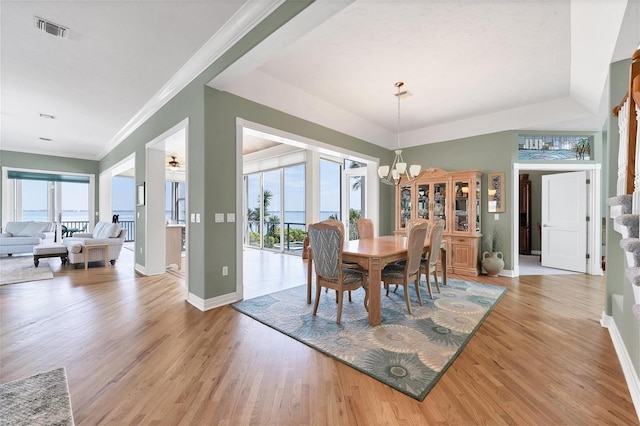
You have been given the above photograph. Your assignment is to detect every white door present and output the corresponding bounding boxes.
[541,171,587,272]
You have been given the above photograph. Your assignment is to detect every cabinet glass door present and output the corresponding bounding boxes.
[433,182,446,228]
[454,180,470,232]
[417,183,429,220]
[399,184,412,230]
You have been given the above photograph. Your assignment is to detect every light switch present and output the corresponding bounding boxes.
[196,213,201,223]
[215,213,224,223]
[191,213,195,223]
[227,213,235,222]
[494,214,499,220]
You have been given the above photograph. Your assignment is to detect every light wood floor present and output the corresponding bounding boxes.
[1,249,638,425]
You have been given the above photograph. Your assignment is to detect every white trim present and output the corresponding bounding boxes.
[512,162,602,277]
[601,311,640,421]
[99,0,285,160]
[187,291,241,312]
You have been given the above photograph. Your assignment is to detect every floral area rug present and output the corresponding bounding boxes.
[233,278,507,401]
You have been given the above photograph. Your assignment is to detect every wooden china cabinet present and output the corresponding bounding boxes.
[395,168,482,276]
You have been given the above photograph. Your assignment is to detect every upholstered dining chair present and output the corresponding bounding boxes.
[356,218,374,239]
[308,221,367,324]
[419,219,446,299]
[380,221,429,314]
[322,219,362,300]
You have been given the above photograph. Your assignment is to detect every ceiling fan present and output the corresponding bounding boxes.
[167,156,184,169]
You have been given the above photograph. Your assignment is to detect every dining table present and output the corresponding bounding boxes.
[307,234,446,326]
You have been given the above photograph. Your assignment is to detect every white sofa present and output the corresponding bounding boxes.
[62,221,126,267]
[0,221,55,255]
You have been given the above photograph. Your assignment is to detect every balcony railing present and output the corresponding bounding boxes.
[59,220,135,242]
[245,220,306,253]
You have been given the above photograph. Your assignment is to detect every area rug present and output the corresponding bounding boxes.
[233,278,507,401]
[0,367,75,425]
[0,256,53,286]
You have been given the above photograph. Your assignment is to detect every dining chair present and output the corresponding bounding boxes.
[419,219,446,299]
[380,221,429,314]
[356,218,374,239]
[308,221,367,324]
[322,219,362,300]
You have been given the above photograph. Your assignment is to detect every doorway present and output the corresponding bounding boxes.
[512,163,602,276]
[144,120,189,295]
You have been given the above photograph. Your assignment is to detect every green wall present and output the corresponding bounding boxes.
[0,150,100,225]
[401,130,600,271]
[606,57,639,373]
[203,88,393,299]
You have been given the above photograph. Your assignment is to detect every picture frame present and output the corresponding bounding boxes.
[487,172,505,213]
[137,182,146,206]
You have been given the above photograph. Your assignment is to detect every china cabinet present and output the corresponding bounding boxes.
[395,168,482,276]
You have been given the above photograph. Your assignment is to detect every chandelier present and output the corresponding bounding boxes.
[378,82,421,185]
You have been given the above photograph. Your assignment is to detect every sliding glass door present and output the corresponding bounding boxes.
[243,164,306,254]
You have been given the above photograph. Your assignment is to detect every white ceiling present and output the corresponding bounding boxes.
[1,0,639,161]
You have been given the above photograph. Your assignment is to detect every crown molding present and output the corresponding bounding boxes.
[99,0,285,159]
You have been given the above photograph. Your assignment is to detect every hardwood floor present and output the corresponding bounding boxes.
[1,249,638,425]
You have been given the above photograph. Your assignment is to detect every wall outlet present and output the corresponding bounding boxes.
[222,266,228,276]
[227,213,235,222]
[215,213,224,223]
[140,247,143,254]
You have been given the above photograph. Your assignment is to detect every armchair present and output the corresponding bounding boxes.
[62,221,126,267]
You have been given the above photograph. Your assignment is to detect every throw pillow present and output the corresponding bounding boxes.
[4,222,25,236]
[92,222,107,239]
[109,223,122,238]
[17,221,47,237]
[95,223,118,239]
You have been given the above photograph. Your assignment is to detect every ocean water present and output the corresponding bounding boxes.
[20,210,341,224]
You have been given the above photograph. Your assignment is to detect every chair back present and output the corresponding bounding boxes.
[405,221,429,275]
[427,219,445,267]
[322,219,345,234]
[356,218,374,239]
[308,222,344,280]
[406,218,430,244]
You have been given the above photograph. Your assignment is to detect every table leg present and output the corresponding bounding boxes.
[367,258,382,326]
[307,249,313,304]
[441,247,447,285]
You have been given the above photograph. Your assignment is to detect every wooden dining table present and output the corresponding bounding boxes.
[307,235,446,326]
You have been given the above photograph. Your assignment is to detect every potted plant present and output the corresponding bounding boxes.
[482,227,504,277]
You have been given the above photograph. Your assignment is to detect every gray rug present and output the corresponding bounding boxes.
[0,256,53,286]
[233,278,507,401]
[0,367,74,425]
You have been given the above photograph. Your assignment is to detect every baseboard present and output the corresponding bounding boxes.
[531,250,541,255]
[187,291,240,311]
[134,263,146,275]
[499,268,516,277]
[601,311,640,421]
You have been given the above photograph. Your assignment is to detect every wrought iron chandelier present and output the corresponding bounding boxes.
[378,82,421,186]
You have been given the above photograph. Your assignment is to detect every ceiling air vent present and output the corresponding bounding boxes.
[34,17,68,39]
